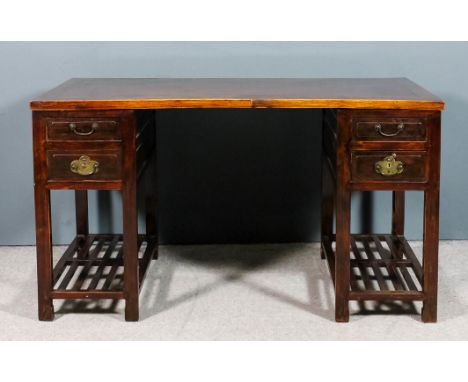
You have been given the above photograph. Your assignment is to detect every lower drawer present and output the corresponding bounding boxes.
[351,151,428,183]
[47,150,122,181]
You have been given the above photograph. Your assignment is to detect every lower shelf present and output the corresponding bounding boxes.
[322,234,424,301]
[51,234,157,299]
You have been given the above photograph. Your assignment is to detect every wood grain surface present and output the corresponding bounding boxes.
[30,78,444,110]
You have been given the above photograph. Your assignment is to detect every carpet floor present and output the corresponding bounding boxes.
[0,241,466,340]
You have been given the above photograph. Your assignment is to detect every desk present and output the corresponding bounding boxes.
[30,78,444,322]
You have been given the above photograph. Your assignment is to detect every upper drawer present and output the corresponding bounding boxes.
[46,118,121,141]
[352,117,426,141]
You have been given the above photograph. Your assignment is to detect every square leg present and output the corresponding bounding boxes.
[34,184,54,321]
[320,154,334,260]
[145,147,158,260]
[334,185,351,323]
[392,191,405,236]
[421,188,440,323]
[75,190,89,258]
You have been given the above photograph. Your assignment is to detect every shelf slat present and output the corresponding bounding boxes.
[87,235,120,290]
[52,234,157,299]
[323,234,423,300]
[372,234,405,291]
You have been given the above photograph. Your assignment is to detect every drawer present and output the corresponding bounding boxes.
[352,117,426,141]
[46,118,121,141]
[47,150,122,181]
[351,151,428,183]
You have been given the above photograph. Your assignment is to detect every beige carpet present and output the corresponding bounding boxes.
[0,241,466,340]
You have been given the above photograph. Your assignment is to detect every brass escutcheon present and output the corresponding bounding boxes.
[70,155,99,176]
[374,153,404,176]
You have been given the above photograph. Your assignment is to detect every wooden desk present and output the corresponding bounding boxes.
[31,78,444,322]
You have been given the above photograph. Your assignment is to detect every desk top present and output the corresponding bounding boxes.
[30,78,444,111]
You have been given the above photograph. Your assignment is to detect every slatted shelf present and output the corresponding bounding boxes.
[51,234,157,299]
[322,234,424,301]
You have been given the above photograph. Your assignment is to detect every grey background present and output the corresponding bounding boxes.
[0,42,465,245]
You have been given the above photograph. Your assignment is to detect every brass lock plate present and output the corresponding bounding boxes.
[70,155,99,176]
[374,153,404,176]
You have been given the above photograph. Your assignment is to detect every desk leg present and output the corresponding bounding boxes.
[421,188,439,323]
[335,183,351,322]
[392,191,405,236]
[34,184,54,321]
[122,111,139,322]
[321,157,334,259]
[422,113,440,323]
[75,190,89,257]
[391,191,405,259]
[123,180,139,321]
[146,148,158,259]
[334,110,351,322]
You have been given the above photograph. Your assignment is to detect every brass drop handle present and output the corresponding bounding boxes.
[375,123,404,137]
[70,155,99,176]
[375,153,404,176]
[69,122,98,136]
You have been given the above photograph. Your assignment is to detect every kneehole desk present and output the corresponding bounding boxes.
[30,78,444,322]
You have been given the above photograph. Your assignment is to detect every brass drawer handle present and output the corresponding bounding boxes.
[375,153,404,176]
[70,155,99,176]
[375,123,404,137]
[69,122,98,136]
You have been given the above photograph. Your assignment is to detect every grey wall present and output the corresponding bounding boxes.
[0,42,466,245]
